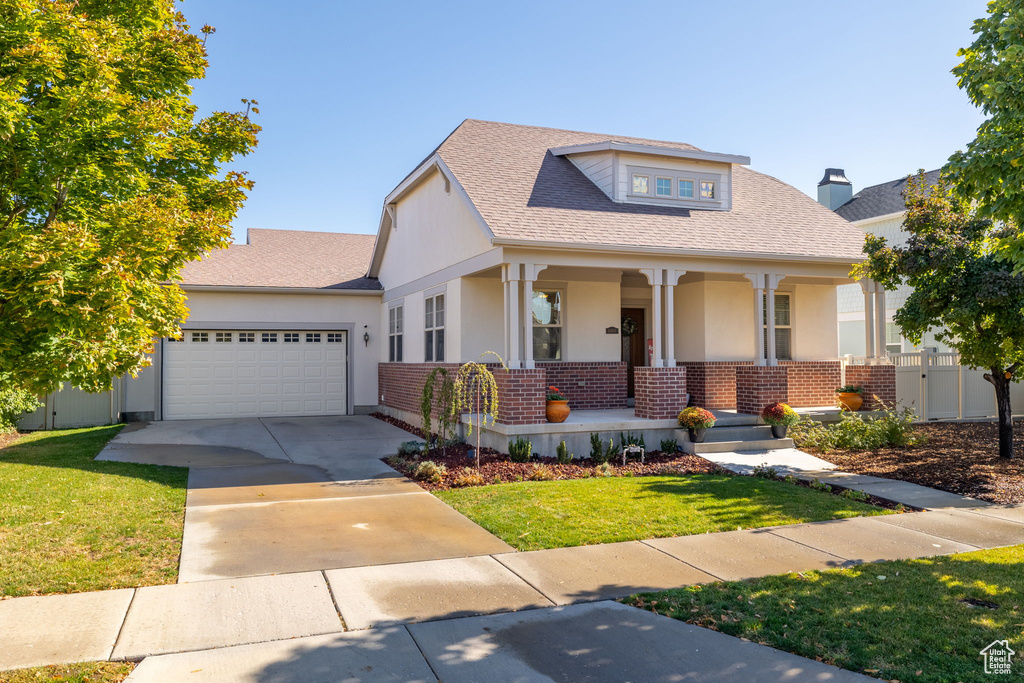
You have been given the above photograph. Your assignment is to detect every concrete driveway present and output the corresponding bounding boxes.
[99,416,513,582]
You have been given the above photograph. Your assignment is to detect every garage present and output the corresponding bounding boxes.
[163,329,348,420]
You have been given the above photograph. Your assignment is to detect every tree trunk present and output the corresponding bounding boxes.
[988,368,1014,459]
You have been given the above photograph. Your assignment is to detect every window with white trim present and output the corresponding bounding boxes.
[239,332,255,342]
[655,177,672,197]
[306,333,321,343]
[262,332,278,343]
[215,332,232,343]
[191,332,208,343]
[167,334,183,342]
[763,293,792,360]
[626,165,722,205]
[700,179,716,200]
[631,174,650,195]
[327,333,344,343]
[424,294,445,362]
[532,290,563,361]
[284,332,299,343]
[678,179,694,198]
[389,306,403,362]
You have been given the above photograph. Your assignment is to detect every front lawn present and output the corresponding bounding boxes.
[0,661,135,682]
[627,544,1024,683]
[0,426,187,597]
[435,474,891,551]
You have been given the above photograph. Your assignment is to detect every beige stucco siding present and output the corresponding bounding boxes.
[792,284,838,359]
[460,276,504,362]
[377,171,496,290]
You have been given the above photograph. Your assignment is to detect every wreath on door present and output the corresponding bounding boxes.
[620,316,639,337]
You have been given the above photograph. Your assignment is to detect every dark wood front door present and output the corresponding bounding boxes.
[621,308,646,398]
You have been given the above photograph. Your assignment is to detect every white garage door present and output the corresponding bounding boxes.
[163,330,347,420]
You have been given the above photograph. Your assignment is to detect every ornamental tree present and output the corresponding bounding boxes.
[853,173,1024,459]
[946,1,1024,266]
[0,0,259,395]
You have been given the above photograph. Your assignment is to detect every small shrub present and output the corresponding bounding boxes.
[619,431,646,448]
[809,479,832,493]
[508,436,532,463]
[895,503,907,513]
[411,460,446,484]
[556,440,573,464]
[527,464,556,481]
[593,462,614,477]
[659,438,680,454]
[752,463,779,479]
[0,385,41,432]
[840,488,870,502]
[398,441,427,458]
[783,474,798,485]
[678,406,716,429]
[492,475,503,485]
[452,467,486,488]
[606,438,621,460]
[790,402,921,453]
[384,455,408,469]
[590,432,607,463]
[760,402,799,427]
[836,384,863,394]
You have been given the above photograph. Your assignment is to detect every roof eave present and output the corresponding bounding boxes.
[180,284,383,296]
[548,141,751,166]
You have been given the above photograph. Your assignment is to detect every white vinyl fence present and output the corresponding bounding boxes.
[887,350,1024,421]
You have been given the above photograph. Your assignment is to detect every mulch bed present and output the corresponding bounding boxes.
[812,421,1024,504]
[0,430,21,450]
[371,412,722,491]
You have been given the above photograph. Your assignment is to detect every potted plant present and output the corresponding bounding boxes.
[835,384,863,412]
[678,406,716,443]
[760,402,799,438]
[546,386,570,423]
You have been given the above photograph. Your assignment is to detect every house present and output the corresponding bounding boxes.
[25,120,897,441]
[817,168,949,357]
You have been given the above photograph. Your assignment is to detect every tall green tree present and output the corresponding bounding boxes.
[0,0,259,394]
[854,173,1024,459]
[947,0,1024,266]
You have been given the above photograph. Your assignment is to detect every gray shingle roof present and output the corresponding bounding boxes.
[433,120,866,261]
[181,228,380,290]
[834,169,941,222]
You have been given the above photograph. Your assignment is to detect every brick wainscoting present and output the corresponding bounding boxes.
[539,362,628,410]
[845,364,897,410]
[680,361,752,409]
[634,366,687,419]
[493,369,547,425]
[378,363,460,420]
[780,360,843,408]
[735,366,788,415]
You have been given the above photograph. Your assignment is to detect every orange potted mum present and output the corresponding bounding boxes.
[546,386,570,423]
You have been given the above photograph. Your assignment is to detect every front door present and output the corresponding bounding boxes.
[621,308,645,398]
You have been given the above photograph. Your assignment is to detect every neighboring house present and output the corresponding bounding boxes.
[26,120,890,432]
[818,168,949,357]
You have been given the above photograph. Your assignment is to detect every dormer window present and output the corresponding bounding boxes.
[655,177,672,197]
[632,174,649,195]
[678,179,694,198]
[700,180,716,200]
[627,165,722,207]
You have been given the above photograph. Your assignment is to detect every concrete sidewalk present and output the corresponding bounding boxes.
[5,503,1024,673]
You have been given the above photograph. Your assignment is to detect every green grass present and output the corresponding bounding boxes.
[434,474,890,551]
[626,545,1024,683]
[0,426,188,597]
[0,661,134,682]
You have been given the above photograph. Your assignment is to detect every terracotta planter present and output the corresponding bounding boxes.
[687,427,707,443]
[771,424,788,438]
[837,392,863,411]
[546,400,570,423]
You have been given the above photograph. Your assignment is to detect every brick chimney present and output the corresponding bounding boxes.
[817,168,852,210]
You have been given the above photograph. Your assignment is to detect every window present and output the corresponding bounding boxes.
[167,334,183,342]
[284,333,300,343]
[327,333,344,343]
[532,290,563,361]
[678,179,694,198]
[261,332,278,343]
[885,322,902,355]
[238,332,255,343]
[626,165,722,205]
[191,332,209,343]
[389,306,403,362]
[700,180,716,200]
[655,177,672,196]
[763,293,792,360]
[306,333,321,343]
[632,174,650,195]
[215,332,232,343]
[424,294,445,362]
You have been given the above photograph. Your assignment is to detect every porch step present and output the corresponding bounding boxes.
[676,426,794,455]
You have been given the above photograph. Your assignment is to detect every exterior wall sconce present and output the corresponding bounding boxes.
[363,325,370,347]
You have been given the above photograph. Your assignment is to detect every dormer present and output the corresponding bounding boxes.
[549,141,750,211]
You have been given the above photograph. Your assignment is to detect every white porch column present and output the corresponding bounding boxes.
[664,269,685,367]
[640,269,664,367]
[874,288,887,358]
[765,274,783,366]
[860,280,876,359]
[522,264,547,369]
[503,264,521,369]
[744,273,766,366]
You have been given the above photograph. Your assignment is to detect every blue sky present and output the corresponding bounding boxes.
[186,0,988,242]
